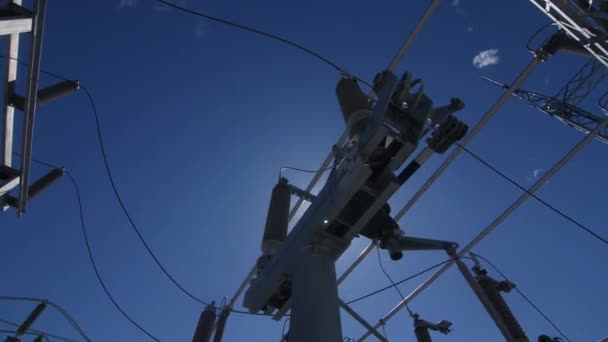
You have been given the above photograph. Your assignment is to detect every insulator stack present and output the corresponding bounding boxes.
[477,276,528,342]
[212,306,231,342]
[261,177,291,255]
[193,302,217,342]
[414,326,432,342]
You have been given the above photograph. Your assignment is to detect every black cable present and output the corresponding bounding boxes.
[381,325,389,341]
[456,142,608,246]
[22,159,161,341]
[0,297,89,341]
[280,318,290,341]
[346,259,451,305]
[279,165,336,180]
[526,22,557,53]
[0,57,284,319]
[0,319,76,342]
[154,0,372,88]
[376,246,415,318]
[79,85,213,308]
[469,252,571,342]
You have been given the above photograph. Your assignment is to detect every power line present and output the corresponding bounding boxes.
[24,159,161,341]
[0,297,89,341]
[0,55,286,319]
[154,0,372,88]
[345,260,451,305]
[469,252,571,342]
[455,142,608,246]
[375,246,408,310]
[0,319,75,342]
[279,165,336,180]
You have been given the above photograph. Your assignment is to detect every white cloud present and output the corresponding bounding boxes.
[118,0,137,8]
[473,49,500,69]
[466,26,474,33]
[533,168,545,179]
[452,0,460,6]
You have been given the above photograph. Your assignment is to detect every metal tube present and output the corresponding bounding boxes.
[291,246,343,342]
[227,265,256,308]
[454,258,515,341]
[387,0,442,72]
[393,57,542,222]
[338,299,387,342]
[357,118,608,341]
[337,241,377,285]
[17,0,47,215]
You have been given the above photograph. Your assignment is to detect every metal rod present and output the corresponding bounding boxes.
[2,0,23,167]
[227,265,256,308]
[357,117,608,341]
[338,299,388,342]
[393,56,542,221]
[453,258,515,341]
[387,0,442,72]
[17,0,46,215]
[337,241,377,285]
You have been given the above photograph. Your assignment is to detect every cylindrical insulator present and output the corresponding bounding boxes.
[336,78,371,138]
[478,277,528,342]
[193,302,217,342]
[261,178,290,254]
[212,307,231,342]
[414,326,432,342]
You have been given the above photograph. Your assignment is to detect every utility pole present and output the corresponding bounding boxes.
[243,68,468,341]
[0,0,79,216]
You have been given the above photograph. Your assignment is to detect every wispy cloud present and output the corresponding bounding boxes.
[118,0,137,8]
[452,0,461,6]
[466,26,474,33]
[473,49,500,69]
[533,168,545,179]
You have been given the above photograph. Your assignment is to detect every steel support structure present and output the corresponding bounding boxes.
[17,0,46,214]
[528,0,608,68]
[228,4,444,338]
[357,118,608,341]
[0,0,44,215]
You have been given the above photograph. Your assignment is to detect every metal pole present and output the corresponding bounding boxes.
[338,299,387,342]
[453,258,515,341]
[17,0,47,215]
[291,245,343,342]
[393,57,542,221]
[227,265,256,308]
[357,118,608,341]
[337,241,377,285]
[387,0,442,72]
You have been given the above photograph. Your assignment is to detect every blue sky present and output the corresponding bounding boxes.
[1,0,607,341]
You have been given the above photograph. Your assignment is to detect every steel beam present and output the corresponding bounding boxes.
[528,0,608,68]
[357,118,608,341]
[0,17,31,35]
[338,299,387,342]
[17,0,46,215]
[2,0,23,168]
